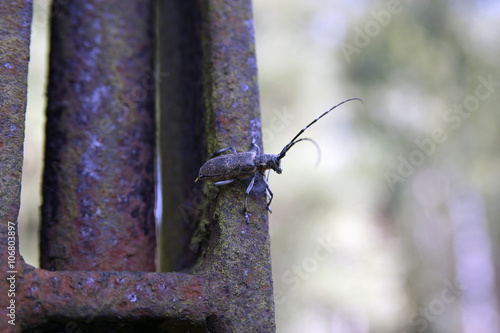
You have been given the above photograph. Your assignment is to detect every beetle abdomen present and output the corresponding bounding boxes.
[197,152,257,182]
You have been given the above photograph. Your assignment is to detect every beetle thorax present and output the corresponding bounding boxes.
[255,154,282,174]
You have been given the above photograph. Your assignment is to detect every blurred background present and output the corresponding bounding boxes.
[22,0,500,332]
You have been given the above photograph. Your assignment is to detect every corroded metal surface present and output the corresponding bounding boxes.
[0,1,32,332]
[17,263,210,331]
[194,0,276,331]
[158,0,276,328]
[0,0,275,331]
[40,0,156,271]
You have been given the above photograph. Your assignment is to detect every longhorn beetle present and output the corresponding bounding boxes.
[195,98,362,223]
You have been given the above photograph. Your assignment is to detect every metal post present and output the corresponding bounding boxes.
[40,0,157,271]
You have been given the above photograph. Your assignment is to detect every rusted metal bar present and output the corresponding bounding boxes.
[40,0,156,271]
[17,264,210,331]
[192,0,276,330]
[160,0,276,329]
[0,1,32,332]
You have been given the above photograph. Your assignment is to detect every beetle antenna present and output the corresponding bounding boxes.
[284,138,321,166]
[266,138,320,185]
[277,98,362,160]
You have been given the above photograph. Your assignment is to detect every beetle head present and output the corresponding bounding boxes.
[256,154,282,174]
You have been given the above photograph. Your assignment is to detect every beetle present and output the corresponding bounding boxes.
[195,97,362,223]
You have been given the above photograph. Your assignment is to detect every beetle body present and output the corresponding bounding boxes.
[195,140,278,223]
[197,151,259,182]
[196,98,362,223]
[197,152,282,181]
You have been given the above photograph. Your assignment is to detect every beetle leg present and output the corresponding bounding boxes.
[213,179,235,199]
[209,146,237,159]
[250,137,260,155]
[244,174,257,223]
[214,179,235,186]
[260,172,273,213]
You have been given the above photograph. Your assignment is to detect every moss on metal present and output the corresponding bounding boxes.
[193,0,276,331]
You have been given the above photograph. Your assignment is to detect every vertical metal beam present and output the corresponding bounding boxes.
[40,0,156,271]
[160,0,277,329]
[0,1,32,332]
[194,0,277,331]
